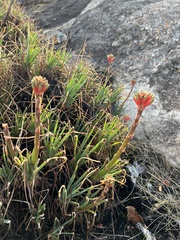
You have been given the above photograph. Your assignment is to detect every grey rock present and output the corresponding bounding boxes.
[19,0,91,29]
[17,0,180,167]
[43,29,67,45]
[17,0,50,6]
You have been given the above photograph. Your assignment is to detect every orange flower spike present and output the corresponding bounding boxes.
[107,54,115,64]
[133,91,154,111]
[31,76,49,96]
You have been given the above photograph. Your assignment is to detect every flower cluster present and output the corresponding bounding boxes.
[107,54,115,64]
[133,90,154,111]
[31,76,49,96]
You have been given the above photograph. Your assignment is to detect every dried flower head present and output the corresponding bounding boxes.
[107,54,115,64]
[133,90,154,111]
[31,76,49,96]
[100,174,115,187]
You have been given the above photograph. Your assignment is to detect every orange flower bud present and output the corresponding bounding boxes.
[31,76,49,96]
[123,115,131,122]
[133,90,154,111]
[131,80,136,86]
[107,54,115,64]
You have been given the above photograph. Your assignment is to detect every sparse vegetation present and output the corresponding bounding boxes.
[0,1,179,240]
[0,2,128,239]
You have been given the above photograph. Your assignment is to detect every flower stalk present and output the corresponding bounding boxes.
[93,90,154,182]
[2,123,15,159]
[76,185,110,213]
[31,76,49,166]
[119,80,136,110]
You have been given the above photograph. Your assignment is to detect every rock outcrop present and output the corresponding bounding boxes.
[16,0,180,167]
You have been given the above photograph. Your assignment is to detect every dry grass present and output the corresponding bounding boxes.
[122,141,180,240]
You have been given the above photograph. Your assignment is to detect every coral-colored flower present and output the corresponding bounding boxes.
[31,76,49,95]
[123,115,131,122]
[133,90,154,111]
[107,54,115,64]
[131,80,136,86]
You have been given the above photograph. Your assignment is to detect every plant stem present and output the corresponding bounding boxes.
[31,95,41,165]
[2,0,15,27]
[119,85,133,110]
[2,123,15,159]
[76,185,109,213]
[93,109,143,182]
